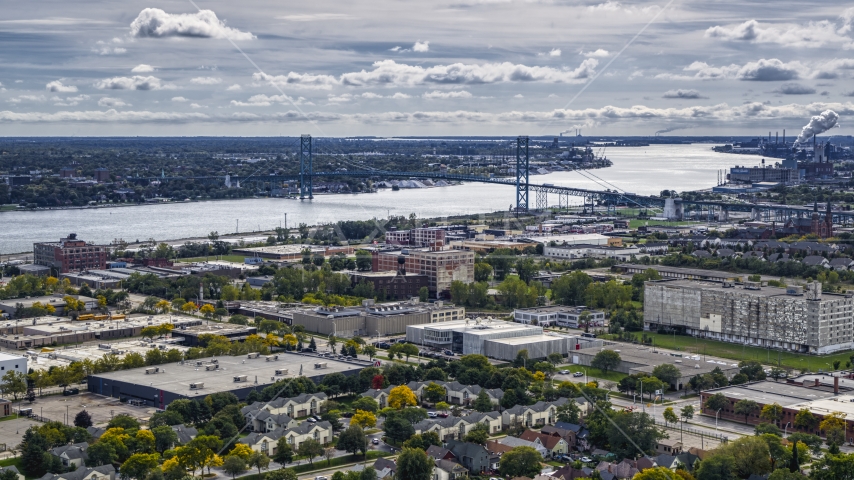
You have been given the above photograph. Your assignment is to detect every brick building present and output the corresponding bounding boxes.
[371,244,474,298]
[34,233,108,273]
[351,271,429,300]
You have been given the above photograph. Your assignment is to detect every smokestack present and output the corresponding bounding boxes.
[783,129,786,145]
[834,376,839,395]
[776,132,778,144]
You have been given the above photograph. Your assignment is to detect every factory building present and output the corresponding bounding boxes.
[728,165,795,184]
[644,279,854,354]
[371,245,475,297]
[33,234,108,273]
[292,300,464,338]
[350,271,429,301]
[406,318,601,360]
[87,351,367,407]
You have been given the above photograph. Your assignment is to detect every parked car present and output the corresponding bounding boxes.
[559,370,570,374]
[437,412,449,418]
[306,417,317,423]
[314,415,322,421]
[444,350,454,356]
[558,455,573,462]
[428,412,438,418]
[315,477,328,480]
[372,438,380,445]
[573,372,584,377]
[581,457,593,463]
[341,412,354,418]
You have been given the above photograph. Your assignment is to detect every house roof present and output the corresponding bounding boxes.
[373,458,397,473]
[518,430,564,450]
[38,464,115,480]
[497,436,543,451]
[446,440,488,461]
[51,443,88,460]
[802,255,828,266]
[425,446,455,461]
[435,459,467,474]
[485,440,514,454]
[829,258,853,266]
[170,424,198,444]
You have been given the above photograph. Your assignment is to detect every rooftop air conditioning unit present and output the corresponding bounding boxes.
[233,375,248,382]
[205,364,218,371]
[315,362,328,369]
[247,352,260,359]
[275,369,288,376]
[266,355,279,362]
[189,382,204,390]
[145,367,159,374]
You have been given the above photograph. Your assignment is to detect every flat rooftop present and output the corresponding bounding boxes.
[484,334,570,345]
[91,351,367,397]
[616,264,782,282]
[577,345,739,369]
[707,381,838,408]
[411,318,540,334]
[234,245,324,255]
[0,352,26,362]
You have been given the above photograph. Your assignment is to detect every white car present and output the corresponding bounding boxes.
[573,372,584,377]
[315,477,328,480]
[428,412,438,418]
[581,457,593,463]
[559,370,570,374]
[306,417,317,423]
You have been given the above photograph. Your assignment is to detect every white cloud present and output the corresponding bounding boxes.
[54,94,90,106]
[230,94,311,107]
[172,96,189,102]
[423,90,473,99]
[129,8,255,40]
[46,80,78,93]
[190,77,222,85]
[773,83,817,95]
[327,94,354,103]
[132,64,155,73]
[190,103,205,108]
[662,89,705,99]
[413,41,430,52]
[360,92,383,99]
[628,70,643,80]
[99,97,130,107]
[549,48,561,57]
[277,13,354,22]
[705,16,854,48]
[8,95,47,103]
[14,80,23,83]
[583,49,609,58]
[226,84,242,91]
[390,46,402,52]
[95,76,174,91]
[514,94,524,98]
[390,92,411,99]
[658,59,807,81]
[586,1,660,16]
[93,38,126,56]
[255,59,598,90]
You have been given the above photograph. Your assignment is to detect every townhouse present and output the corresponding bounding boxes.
[241,392,328,431]
[38,465,115,480]
[519,429,569,457]
[368,381,503,407]
[501,397,568,428]
[239,421,333,455]
[50,443,88,469]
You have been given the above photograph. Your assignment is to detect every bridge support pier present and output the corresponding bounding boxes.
[515,136,529,212]
[300,134,313,199]
[536,189,548,211]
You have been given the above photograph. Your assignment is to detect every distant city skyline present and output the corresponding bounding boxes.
[1,1,852,136]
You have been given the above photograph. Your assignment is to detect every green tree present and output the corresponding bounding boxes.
[120,453,161,480]
[87,441,119,467]
[223,455,247,479]
[704,393,729,413]
[734,399,760,424]
[424,382,446,403]
[395,447,433,480]
[663,407,679,427]
[809,451,854,480]
[696,454,737,480]
[297,439,323,466]
[793,408,819,432]
[651,364,680,389]
[498,446,542,478]
[152,426,179,453]
[472,389,494,413]
[551,271,592,305]
[0,370,27,400]
[474,262,493,282]
[20,428,51,477]
[351,397,379,413]
[463,422,490,445]
[337,425,368,458]
[556,400,580,424]
[760,403,784,427]
[591,349,621,374]
[74,410,94,428]
[273,439,294,465]
[418,286,429,302]
[248,451,271,476]
[606,411,665,459]
[265,469,299,480]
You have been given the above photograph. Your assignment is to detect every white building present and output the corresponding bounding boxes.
[544,243,640,261]
[0,352,27,376]
[513,307,605,328]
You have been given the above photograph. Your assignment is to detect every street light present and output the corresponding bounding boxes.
[715,408,722,431]
[784,421,791,436]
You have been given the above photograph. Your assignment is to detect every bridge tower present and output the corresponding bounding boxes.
[516,136,529,211]
[299,134,313,199]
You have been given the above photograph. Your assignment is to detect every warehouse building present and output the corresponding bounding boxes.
[292,300,464,338]
[87,351,367,407]
[571,346,739,391]
[513,306,605,328]
[644,279,854,354]
[483,334,599,362]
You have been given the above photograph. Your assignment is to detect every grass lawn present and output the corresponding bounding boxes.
[624,332,854,371]
[177,255,247,263]
[557,364,627,383]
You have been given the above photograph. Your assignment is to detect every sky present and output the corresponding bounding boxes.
[1,0,853,137]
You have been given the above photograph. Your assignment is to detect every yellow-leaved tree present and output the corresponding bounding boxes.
[388,385,417,409]
[351,410,377,429]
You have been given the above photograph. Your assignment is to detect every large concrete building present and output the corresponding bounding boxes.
[644,279,854,354]
[292,300,464,338]
[87,351,367,407]
[34,234,108,274]
[513,306,605,328]
[350,271,429,301]
[372,245,475,297]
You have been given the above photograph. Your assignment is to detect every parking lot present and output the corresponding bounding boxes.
[25,391,156,426]
[0,416,41,450]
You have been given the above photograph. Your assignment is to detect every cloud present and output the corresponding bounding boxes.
[54,94,90,106]
[774,83,817,95]
[413,41,430,52]
[98,97,130,107]
[390,46,402,52]
[628,70,643,80]
[549,48,561,57]
[514,94,524,98]
[390,92,411,99]
[226,84,242,91]
[190,77,222,85]
[93,38,126,55]
[423,90,473,99]
[230,94,311,106]
[95,76,174,91]
[129,8,255,40]
[705,16,854,48]
[658,58,806,81]
[277,13,354,22]
[132,64,155,73]
[586,1,661,15]
[662,89,706,99]
[254,58,599,90]
[8,95,47,103]
[190,103,205,109]
[583,49,609,58]
[172,97,188,102]
[46,80,78,93]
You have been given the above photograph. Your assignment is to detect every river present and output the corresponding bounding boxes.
[0,143,741,254]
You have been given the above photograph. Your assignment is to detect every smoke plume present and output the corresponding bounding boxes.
[795,109,839,144]
[654,126,689,135]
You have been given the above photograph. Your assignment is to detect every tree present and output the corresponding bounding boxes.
[711,436,773,478]
[498,446,542,478]
[0,469,20,480]
[423,382,446,403]
[789,440,800,473]
[387,385,417,409]
[337,425,368,458]
[383,415,415,444]
[809,451,854,480]
[463,422,489,445]
[769,367,787,382]
[472,390,494,413]
[768,469,806,480]
[297,439,323,466]
[74,410,93,428]
[819,412,847,447]
[223,455,247,479]
[695,454,737,480]
[760,403,784,427]
[0,370,26,400]
[547,352,564,366]
[591,349,621,374]
[120,453,160,480]
[787,432,822,456]
[402,432,441,450]
[273,439,294,465]
[266,469,299,480]
[395,447,433,480]
[363,345,377,360]
[86,441,119,467]
[20,428,51,477]
[651,364,680,389]
[606,411,665,459]
[351,410,377,429]
[351,397,379,414]
[556,400,581,424]
[704,393,729,413]
[248,451,271,476]
[793,408,819,433]
[739,360,767,381]
[734,399,759,424]
[418,287,429,302]
[663,407,679,427]
[634,467,689,480]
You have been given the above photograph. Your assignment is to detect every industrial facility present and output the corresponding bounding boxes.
[292,299,464,338]
[87,351,367,407]
[406,318,602,361]
[643,279,854,355]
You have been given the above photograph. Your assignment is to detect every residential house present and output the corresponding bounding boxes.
[433,459,468,480]
[638,243,668,255]
[501,398,567,428]
[768,253,791,263]
[595,460,639,480]
[239,420,333,455]
[801,255,829,268]
[443,381,503,406]
[715,248,736,258]
[496,436,548,458]
[241,392,328,431]
[655,438,683,455]
[552,422,592,451]
[519,430,569,457]
[254,410,298,433]
[461,411,503,435]
[373,458,397,479]
[551,465,596,480]
[50,443,88,469]
[486,440,514,455]
[0,466,23,480]
[692,251,712,259]
[361,388,391,409]
[829,258,854,271]
[37,465,115,480]
[413,416,470,442]
[445,440,495,475]
[425,446,457,462]
[742,251,765,261]
[170,425,198,445]
[655,452,700,472]
[85,427,105,440]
